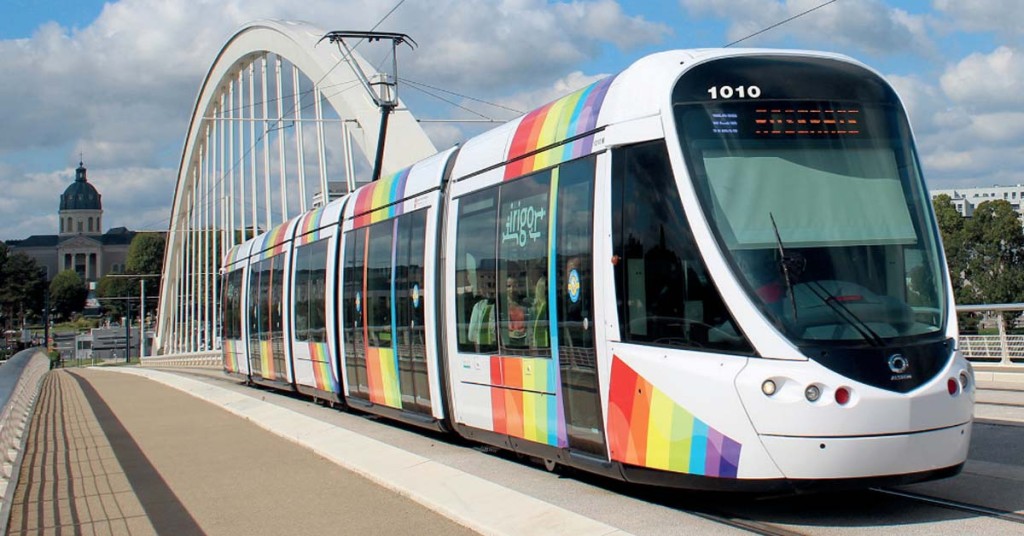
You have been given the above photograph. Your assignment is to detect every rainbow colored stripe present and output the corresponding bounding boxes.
[487,169,566,447]
[254,223,291,260]
[295,206,329,246]
[352,167,412,228]
[365,346,401,407]
[307,342,338,392]
[504,75,616,180]
[258,340,277,380]
[490,356,559,446]
[225,244,246,266]
[222,339,241,373]
[607,356,742,478]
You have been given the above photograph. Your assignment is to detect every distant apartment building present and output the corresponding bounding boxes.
[930,184,1024,222]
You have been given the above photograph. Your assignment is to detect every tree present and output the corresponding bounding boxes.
[97,274,133,318]
[935,197,1024,312]
[92,232,167,321]
[50,270,88,320]
[0,247,47,330]
[962,200,1024,305]
[933,195,967,300]
[126,233,165,276]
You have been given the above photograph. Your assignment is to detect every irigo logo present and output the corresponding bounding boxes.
[502,201,546,248]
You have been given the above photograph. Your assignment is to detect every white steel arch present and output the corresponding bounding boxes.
[155,20,436,356]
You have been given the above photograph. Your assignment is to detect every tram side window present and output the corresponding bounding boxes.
[366,222,393,348]
[269,255,285,339]
[248,260,266,342]
[455,189,498,354]
[223,269,243,339]
[612,141,753,354]
[293,239,329,342]
[498,172,551,356]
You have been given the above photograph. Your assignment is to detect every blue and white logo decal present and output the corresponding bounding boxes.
[355,291,362,314]
[567,269,581,303]
[412,284,421,309]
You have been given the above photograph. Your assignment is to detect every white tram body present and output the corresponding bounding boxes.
[220,48,973,491]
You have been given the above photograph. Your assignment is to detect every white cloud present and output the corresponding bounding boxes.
[896,46,1024,189]
[940,46,1024,112]
[680,0,934,56]
[933,0,1024,38]
[0,0,665,241]
[496,70,610,113]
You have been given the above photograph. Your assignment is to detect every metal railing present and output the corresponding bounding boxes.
[141,351,220,369]
[957,303,1024,368]
[0,349,50,534]
[144,306,1024,371]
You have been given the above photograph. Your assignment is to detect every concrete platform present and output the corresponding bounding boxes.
[5,369,481,535]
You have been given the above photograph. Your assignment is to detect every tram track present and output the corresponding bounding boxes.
[687,510,809,536]
[871,488,1024,526]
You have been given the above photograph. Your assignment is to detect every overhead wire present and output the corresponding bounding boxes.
[170,0,413,232]
[724,0,841,48]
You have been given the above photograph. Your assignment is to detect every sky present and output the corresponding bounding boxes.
[0,0,1022,241]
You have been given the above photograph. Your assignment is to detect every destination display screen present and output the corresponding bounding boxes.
[700,103,873,139]
[674,56,899,140]
[673,55,894,105]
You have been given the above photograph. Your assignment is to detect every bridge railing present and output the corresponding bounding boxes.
[143,306,1024,370]
[0,348,50,532]
[141,351,220,369]
[957,303,1024,368]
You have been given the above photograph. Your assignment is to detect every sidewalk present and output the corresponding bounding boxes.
[6,369,478,535]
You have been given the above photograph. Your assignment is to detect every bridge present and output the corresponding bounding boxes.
[2,19,1024,535]
[153,20,435,358]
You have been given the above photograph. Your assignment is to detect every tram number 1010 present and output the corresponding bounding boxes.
[707,85,762,100]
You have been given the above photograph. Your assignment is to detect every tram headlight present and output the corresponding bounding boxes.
[958,371,970,391]
[804,384,821,402]
[761,379,777,396]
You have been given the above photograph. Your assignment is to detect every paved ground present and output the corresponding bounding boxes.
[6,368,479,535]
[6,365,1024,536]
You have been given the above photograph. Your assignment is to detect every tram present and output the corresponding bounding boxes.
[220,48,973,491]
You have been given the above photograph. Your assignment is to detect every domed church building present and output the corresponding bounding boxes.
[6,161,137,282]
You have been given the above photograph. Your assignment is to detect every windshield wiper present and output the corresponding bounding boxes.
[802,281,886,347]
[769,213,799,321]
[768,213,884,347]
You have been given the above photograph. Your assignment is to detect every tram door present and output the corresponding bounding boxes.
[556,158,606,456]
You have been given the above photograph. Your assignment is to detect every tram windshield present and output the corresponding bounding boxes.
[673,56,947,345]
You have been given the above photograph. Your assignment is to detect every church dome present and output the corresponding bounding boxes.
[60,161,102,211]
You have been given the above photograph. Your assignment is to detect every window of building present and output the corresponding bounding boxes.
[88,217,93,232]
[77,221,82,233]
[612,141,753,354]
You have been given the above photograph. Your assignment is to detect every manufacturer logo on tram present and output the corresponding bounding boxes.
[888,354,912,380]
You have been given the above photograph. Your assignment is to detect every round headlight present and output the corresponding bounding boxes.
[805,384,821,402]
[762,380,777,396]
